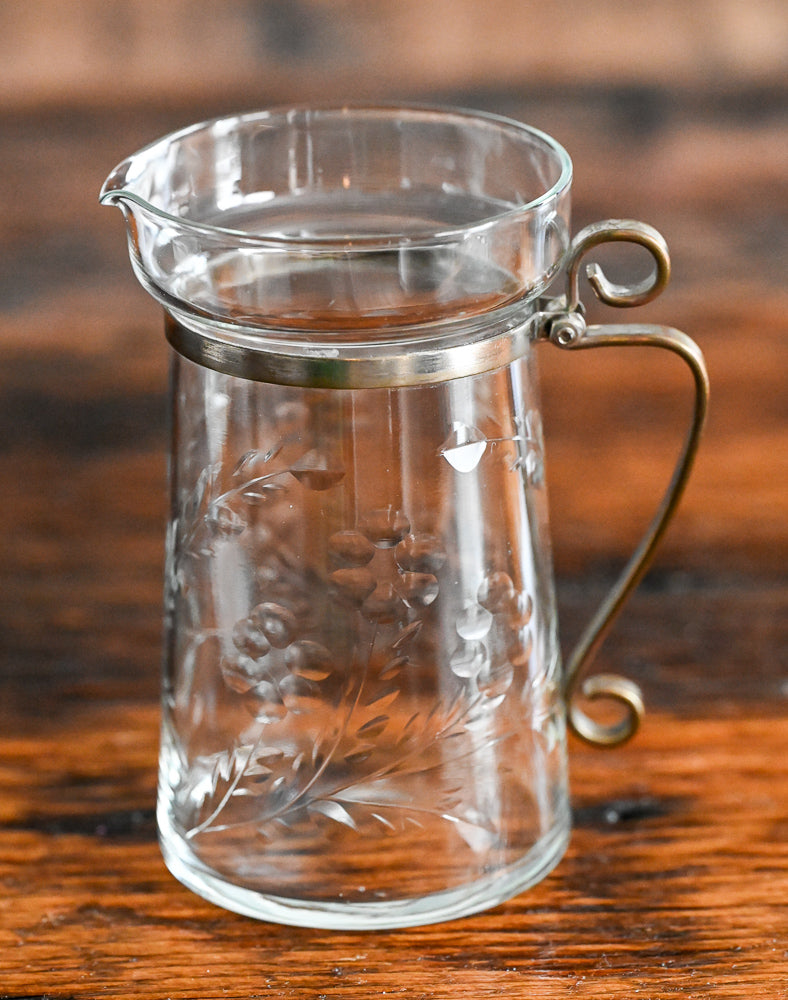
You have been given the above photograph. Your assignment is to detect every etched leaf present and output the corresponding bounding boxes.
[241,481,288,503]
[356,715,389,739]
[440,423,487,472]
[308,799,357,829]
[379,654,408,680]
[211,748,237,785]
[371,812,396,832]
[232,445,282,478]
[344,745,376,765]
[395,713,421,748]
[362,686,400,709]
[392,620,423,650]
[231,449,258,478]
[184,465,212,520]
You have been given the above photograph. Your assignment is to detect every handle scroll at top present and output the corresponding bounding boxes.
[538,220,710,748]
[563,219,672,311]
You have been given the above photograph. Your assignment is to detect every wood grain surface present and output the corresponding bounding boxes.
[1,0,787,109]
[1,7,787,995]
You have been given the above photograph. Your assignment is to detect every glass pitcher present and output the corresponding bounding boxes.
[101,105,708,929]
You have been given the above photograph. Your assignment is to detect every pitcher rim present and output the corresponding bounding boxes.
[99,102,573,252]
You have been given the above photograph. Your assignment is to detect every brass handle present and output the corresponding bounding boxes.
[539,221,710,747]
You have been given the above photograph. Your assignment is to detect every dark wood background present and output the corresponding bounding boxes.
[0,2,786,997]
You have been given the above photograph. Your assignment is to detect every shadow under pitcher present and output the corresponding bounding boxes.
[101,105,708,929]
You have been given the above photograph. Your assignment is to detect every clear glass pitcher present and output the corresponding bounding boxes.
[101,105,708,929]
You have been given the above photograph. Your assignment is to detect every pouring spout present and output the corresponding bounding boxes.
[99,166,144,270]
[99,186,128,208]
[99,155,137,207]
[99,151,177,310]
[99,174,157,224]
[98,184,150,232]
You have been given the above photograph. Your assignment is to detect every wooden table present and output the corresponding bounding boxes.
[1,89,786,998]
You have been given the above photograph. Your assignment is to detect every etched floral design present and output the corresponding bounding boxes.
[180,504,464,836]
[326,517,444,627]
[169,407,549,848]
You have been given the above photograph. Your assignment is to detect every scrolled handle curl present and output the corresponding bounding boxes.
[564,219,671,311]
[566,672,645,747]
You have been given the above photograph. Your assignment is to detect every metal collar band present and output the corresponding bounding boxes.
[163,305,539,388]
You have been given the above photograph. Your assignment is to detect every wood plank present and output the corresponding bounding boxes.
[0,0,786,109]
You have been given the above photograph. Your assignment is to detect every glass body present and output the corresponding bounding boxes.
[102,106,574,928]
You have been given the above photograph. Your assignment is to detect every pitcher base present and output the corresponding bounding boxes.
[157,802,571,930]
